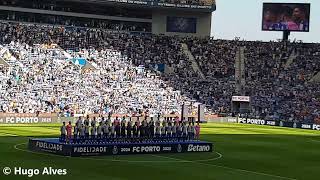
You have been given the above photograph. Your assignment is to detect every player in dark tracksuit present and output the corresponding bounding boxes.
[73,122,78,139]
[126,121,132,138]
[150,120,155,138]
[115,122,121,138]
[133,122,138,138]
[121,121,126,137]
[140,122,145,138]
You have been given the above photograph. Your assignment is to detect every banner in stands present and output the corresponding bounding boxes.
[232,96,250,102]
[28,139,213,156]
[238,118,320,131]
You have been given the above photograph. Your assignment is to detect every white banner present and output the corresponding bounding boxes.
[232,96,250,102]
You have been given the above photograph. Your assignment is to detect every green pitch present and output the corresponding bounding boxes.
[0,123,319,180]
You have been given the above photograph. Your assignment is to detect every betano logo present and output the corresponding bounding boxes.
[187,144,210,152]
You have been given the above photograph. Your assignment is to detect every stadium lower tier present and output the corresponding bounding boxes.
[28,138,213,156]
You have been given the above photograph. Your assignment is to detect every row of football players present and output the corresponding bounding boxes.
[60,120,201,140]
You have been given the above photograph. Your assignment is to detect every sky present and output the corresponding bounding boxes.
[211,0,318,42]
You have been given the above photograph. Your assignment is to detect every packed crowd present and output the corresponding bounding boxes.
[0,41,191,116]
[1,11,151,32]
[185,38,237,113]
[0,21,320,124]
[244,41,320,123]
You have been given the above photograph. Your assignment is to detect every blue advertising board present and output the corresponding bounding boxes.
[28,138,213,157]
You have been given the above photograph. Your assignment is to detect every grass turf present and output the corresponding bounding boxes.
[0,123,319,180]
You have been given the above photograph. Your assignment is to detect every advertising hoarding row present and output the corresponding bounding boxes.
[29,139,213,156]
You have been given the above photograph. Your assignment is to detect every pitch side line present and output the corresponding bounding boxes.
[152,154,297,180]
[0,132,18,136]
[151,152,223,162]
[309,139,320,143]
[13,142,220,163]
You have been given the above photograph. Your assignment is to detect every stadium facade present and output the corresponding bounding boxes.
[0,0,216,37]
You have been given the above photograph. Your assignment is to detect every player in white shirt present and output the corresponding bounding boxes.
[177,123,182,137]
[105,122,110,138]
[110,123,115,138]
[76,117,82,127]
[91,124,97,139]
[77,121,82,133]
[85,123,90,139]
[155,123,161,137]
[155,118,161,127]
[167,123,172,137]
[80,124,85,139]
[101,122,107,138]
[172,122,177,137]
[182,123,188,138]
[161,125,166,137]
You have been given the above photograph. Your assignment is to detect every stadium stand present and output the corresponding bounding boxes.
[0,20,320,124]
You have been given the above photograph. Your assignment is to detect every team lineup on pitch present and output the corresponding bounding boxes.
[0,123,319,180]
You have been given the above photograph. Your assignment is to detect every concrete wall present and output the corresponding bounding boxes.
[152,9,212,37]
[0,58,9,67]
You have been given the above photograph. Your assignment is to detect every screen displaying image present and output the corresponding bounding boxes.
[166,16,197,33]
[262,3,310,32]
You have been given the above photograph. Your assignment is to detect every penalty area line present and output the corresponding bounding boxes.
[152,154,297,180]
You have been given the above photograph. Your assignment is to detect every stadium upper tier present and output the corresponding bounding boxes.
[0,0,215,36]
[0,21,320,124]
[0,0,216,12]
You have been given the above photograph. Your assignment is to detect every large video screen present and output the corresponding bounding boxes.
[166,17,197,33]
[262,3,310,32]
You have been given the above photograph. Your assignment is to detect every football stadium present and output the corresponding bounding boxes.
[0,0,319,179]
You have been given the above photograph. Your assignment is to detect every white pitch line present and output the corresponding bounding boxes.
[0,132,18,136]
[309,139,320,143]
[195,151,223,162]
[196,161,297,180]
[152,154,297,180]
[14,142,297,180]
[151,152,223,162]
[151,154,190,162]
